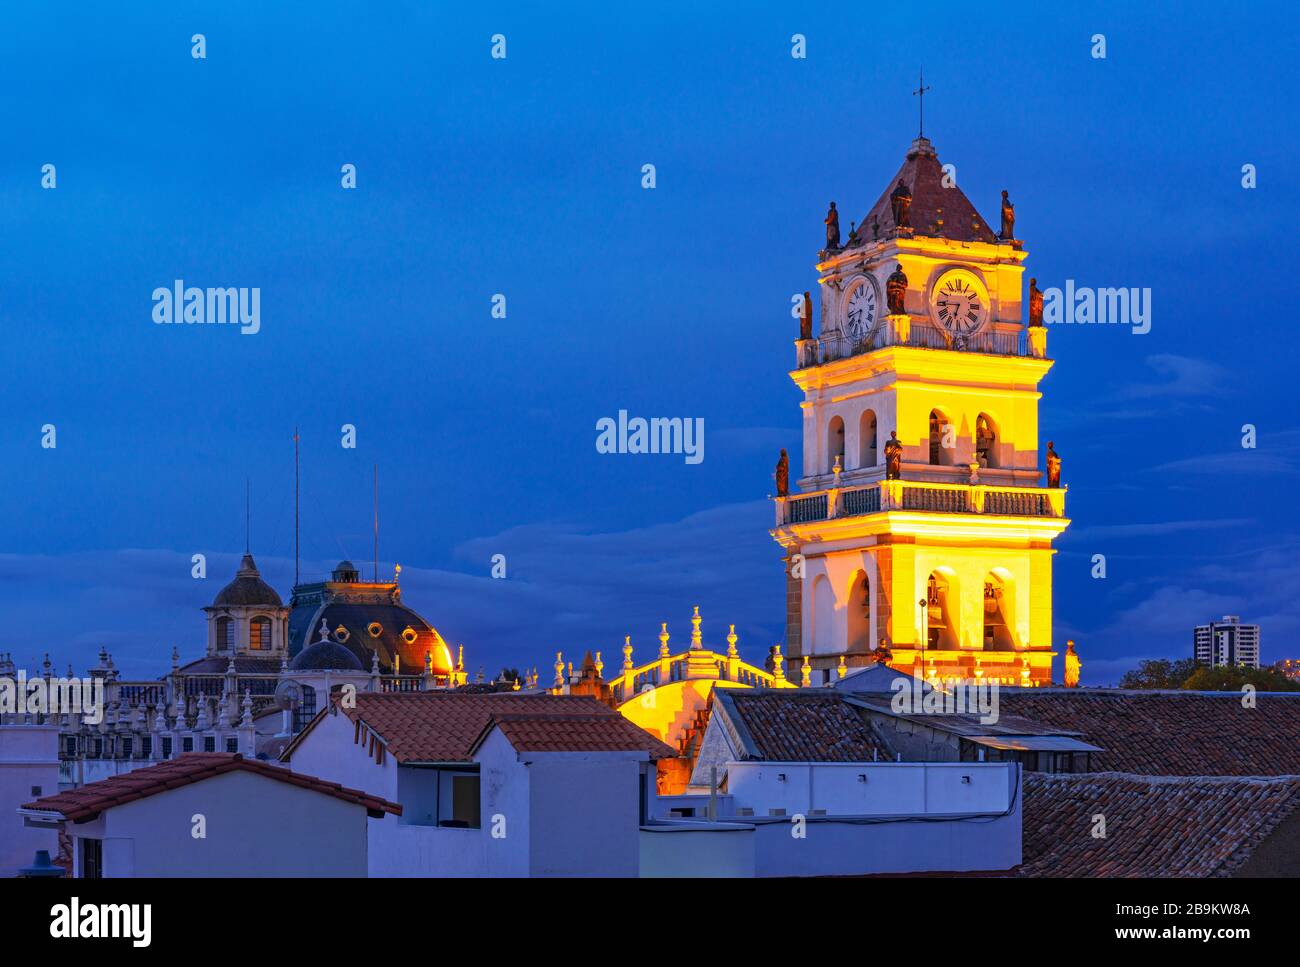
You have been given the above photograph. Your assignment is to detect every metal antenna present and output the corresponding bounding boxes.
[245,478,250,553]
[293,427,300,587]
[373,464,379,583]
[912,68,932,137]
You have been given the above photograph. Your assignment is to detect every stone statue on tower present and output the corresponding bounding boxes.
[800,291,813,340]
[824,202,840,249]
[874,638,893,664]
[884,431,903,480]
[886,263,908,315]
[1028,277,1044,327]
[1046,441,1062,488]
[1000,190,1015,239]
[890,180,912,228]
[775,448,790,497]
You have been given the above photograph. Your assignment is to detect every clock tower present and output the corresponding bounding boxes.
[772,134,1069,687]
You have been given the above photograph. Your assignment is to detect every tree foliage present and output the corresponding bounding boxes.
[1118,658,1299,692]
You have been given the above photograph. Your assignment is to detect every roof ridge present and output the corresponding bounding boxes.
[24,752,401,821]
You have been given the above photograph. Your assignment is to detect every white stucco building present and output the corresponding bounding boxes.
[19,752,399,877]
[283,691,675,877]
[0,724,61,876]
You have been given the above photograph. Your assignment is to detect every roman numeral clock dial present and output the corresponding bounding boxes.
[929,269,989,337]
[842,276,878,345]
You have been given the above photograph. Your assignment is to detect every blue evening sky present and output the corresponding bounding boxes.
[1,1,1296,683]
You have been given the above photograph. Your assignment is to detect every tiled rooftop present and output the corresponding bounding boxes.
[22,753,401,822]
[723,691,890,762]
[479,713,676,758]
[998,690,1300,775]
[855,138,999,245]
[302,692,668,764]
[1019,772,1300,877]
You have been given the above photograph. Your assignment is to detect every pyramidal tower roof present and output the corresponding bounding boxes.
[859,136,997,244]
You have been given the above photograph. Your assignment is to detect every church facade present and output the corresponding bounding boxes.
[772,135,1070,687]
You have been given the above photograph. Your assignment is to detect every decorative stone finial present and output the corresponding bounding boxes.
[594,651,604,677]
[316,618,330,643]
[554,652,565,687]
[690,606,703,650]
[837,654,847,681]
[801,655,811,688]
[622,636,634,671]
[771,644,786,683]
[726,624,738,659]
[240,689,254,728]
[659,623,670,657]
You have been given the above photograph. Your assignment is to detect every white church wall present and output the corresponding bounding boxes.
[804,550,879,656]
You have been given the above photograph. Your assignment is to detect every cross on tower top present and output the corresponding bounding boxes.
[912,68,932,137]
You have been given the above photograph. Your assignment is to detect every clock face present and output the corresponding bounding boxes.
[930,270,989,334]
[843,277,878,340]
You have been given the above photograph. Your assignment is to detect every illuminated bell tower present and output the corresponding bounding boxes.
[771,133,1069,687]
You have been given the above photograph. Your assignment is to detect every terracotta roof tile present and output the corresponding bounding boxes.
[855,139,999,245]
[997,691,1300,775]
[724,690,890,762]
[22,753,401,822]
[1018,772,1300,877]
[312,692,639,764]
[481,713,676,758]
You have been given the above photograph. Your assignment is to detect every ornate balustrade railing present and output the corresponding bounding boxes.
[608,653,784,704]
[778,480,1064,525]
[812,323,1029,366]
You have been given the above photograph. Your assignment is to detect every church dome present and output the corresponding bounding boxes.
[290,640,365,672]
[213,554,283,608]
[289,590,455,676]
[289,618,366,671]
